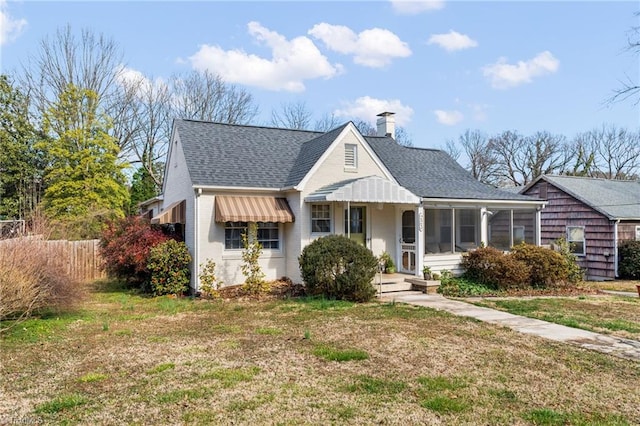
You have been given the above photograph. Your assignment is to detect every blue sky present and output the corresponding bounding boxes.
[1,0,638,149]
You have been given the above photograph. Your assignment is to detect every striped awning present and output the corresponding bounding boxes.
[214,196,294,223]
[151,200,186,224]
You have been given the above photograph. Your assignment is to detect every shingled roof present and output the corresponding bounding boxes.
[174,118,538,202]
[536,175,640,219]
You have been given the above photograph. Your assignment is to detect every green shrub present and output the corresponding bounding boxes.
[618,240,640,279]
[437,277,497,297]
[511,243,571,287]
[241,223,269,294]
[199,259,223,298]
[461,246,530,290]
[299,235,378,302]
[147,240,191,296]
[552,238,584,283]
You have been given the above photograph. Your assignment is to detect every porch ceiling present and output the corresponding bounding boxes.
[305,175,420,204]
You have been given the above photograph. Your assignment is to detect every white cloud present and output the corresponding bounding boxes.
[427,30,477,52]
[390,0,444,15]
[482,51,559,89]
[334,96,414,126]
[114,65,167,98]
[434,109,463,125]
[469,103,489,122]
[188,22,340,92]
[0,0,27,46]
[309,23,411,68]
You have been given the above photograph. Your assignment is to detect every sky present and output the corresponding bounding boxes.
[1,0,639,151]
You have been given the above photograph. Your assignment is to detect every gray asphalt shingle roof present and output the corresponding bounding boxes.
[366,136,535,200]
[174,119,538,202]
[541,175,640,219]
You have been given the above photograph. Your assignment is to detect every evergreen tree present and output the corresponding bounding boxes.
[0,75,44,220]
[39,84,129,237]
[128,165,159,215]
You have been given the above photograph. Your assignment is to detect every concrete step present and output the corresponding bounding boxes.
[406,278,441,294]
[375,281,414,293]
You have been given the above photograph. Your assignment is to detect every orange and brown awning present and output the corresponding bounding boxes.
[214,196,294,223]
[151,200,186,224]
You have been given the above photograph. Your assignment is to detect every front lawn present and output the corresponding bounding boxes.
[1,280,638,424]
[472,295,640,340]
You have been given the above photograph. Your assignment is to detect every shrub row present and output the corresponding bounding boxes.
[100,217,190,295]
[461,243,582,290]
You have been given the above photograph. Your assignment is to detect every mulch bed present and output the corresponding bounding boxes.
[215,278,307,301]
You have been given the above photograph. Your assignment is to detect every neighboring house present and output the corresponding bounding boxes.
[139,195,163,220]
[154,112,545,291]
[522,175,640,280]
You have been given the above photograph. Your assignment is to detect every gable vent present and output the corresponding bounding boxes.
[345,144,357,168]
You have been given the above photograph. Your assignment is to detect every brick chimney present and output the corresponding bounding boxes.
[376,112,396,139]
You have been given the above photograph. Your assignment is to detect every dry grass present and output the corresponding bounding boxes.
[582,279,640,293]
[0,237,85,330]
[473,295,640,340]
[1,280,639,425]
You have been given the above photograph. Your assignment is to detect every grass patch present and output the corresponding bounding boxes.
[3,281,639,424]
[200,366,260,387]
[417,375,467,391]
[346,375,406,395]
[255,327,282,335]
[312,344,369,362]
[420,395,469,414]
[35,394,87,413]
[288,296,355,311]
[78,372,108,383]
[522,409,630,426]
[474,297,640,339]
[147,362,175,374]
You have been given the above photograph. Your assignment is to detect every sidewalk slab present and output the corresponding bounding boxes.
[379,291,640,362]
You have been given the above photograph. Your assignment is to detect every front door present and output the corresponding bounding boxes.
[401,210,416,273]
[345,206,366,245]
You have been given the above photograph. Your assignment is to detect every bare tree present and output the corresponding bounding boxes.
[270,101,312,129]
[20,25,133,151]
[524,131,571,181]
[443,138,461,161]
[610,13,640,105]
[488,130,530,186]
[170,71,258,124]
[313,112,342,132]
[394,126,413,147]
[456,129,500,185]
[578,124,640,179]
[118,74,172,188]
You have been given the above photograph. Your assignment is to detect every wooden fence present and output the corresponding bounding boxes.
[0,238,106,282]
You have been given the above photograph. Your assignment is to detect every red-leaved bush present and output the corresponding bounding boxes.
[100,216,169,286]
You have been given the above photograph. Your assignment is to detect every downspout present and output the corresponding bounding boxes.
[347,201,351,239]
[614,220,620,278]
[193,188,201,293]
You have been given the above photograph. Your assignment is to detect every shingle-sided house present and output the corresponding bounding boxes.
[153,113,545,291]
[522,175,640,280]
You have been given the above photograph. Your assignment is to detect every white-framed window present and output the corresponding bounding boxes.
[311,204,331,233]
[224,221,245,249]
[636,225,640,241]
[513,226,525,245]
[345,144,357,168]
[567,226,585,255]
[224,221,281,250]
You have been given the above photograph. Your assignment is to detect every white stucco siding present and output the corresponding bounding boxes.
[283,192,303,283]
[197,191,289,288]
[161,133,195,268]
[303,130,389,195]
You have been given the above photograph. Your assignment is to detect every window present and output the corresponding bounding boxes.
[567,226,585,255]
[345,144,357,168]
[402,210,415,243]
[488,209,536,250]
[225,221,246,249]
[224,221,280,250]
[636,226,640,241]
[311,204,331,233]
[257,222,279,249]
[457,210,477,244]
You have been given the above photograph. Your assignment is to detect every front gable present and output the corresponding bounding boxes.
[296,123,396,195]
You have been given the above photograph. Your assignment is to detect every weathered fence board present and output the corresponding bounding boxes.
[0,238,105,282]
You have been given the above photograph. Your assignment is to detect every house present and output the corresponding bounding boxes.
[522,175,640,280]
[153,112,545,291]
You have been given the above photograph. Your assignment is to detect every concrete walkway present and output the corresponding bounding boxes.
[380,291,640,362]
[602,290,639,298]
